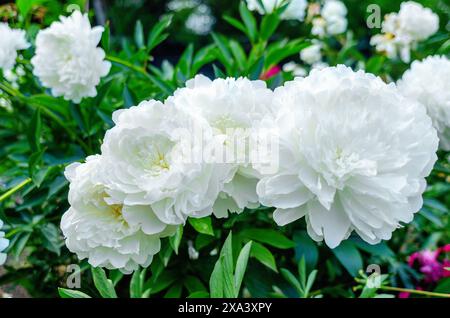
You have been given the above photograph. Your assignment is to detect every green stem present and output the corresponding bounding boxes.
[0,178,32,203]
[106,55,149,77]
[380,286,450,298]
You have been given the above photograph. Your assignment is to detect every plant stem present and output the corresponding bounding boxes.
[380,286,450,298]
[0,178,32,203]
[106,55,149,77]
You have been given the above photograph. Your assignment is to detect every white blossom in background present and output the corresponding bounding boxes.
[370,2,439,63]
[282,62,307,77]
[300,41,322,64]
[398,56,450,150]
[61,155,176,274]
[31,10,111,103]
[167,0,199,11]
[100,99,232,225]
[256,65,438,248]
[168,75,275,218]
[311,0,347,37]
[185,4,215,35]
[246,0,308,22]
[0,219,9,265]
[0,23,29,71]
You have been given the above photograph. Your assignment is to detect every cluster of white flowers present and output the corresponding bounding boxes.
[246,0,308,22]
[398,56,450,150]
[185,4,215,35]
[0,23,29,72]
[31,11,111,103]
[370,1,439,63]
[62,65,439,271]
[0,219,8,266]
[311,0,348,37]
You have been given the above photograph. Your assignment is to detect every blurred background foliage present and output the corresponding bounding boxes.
[0,0,449,298]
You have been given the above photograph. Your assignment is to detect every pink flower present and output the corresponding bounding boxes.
[407,244,450,283]
[260,65,281,80]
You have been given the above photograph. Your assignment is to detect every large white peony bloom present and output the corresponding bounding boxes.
[0,23,29,71]
[100,99,231,224]
[397,1,439,42]
[0,219,9,265]
[256,65,438,248]
[61,155,175,273]
[31,10,111,103]
[167,75,275,218]
[246,0,307,21]
[398,56,450,150]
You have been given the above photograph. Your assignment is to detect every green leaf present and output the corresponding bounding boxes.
[293,231,319,272]
[304,270,318,297]
[365,55,386,75]
[248,56,265,80]
[250,242,277,272]
[91,267,118,298]
[234,241,252,297]
[169,225,183,254]
[188,217,214,236]
[239,1,258,43]
[223,15,246,34]
[130,268,142,298]
[122,84,137,108]
[209,255,224,298]
[331,241,363,277]
[164,283,183,298]
[27,108,42,153]
[147,15,172,53]
[220,232,235,298]
[280,268,302,295]
[229,40,247,72]
[188,291,210,298]
[211,32,233,70]
[16,0,43,18]
[40,223,62,255]
[260,13,280,41]
[134,20,145,49]
[58,288,91,298]
[351,239,394,258]
[177,44,194,79]
[240,229,295,249]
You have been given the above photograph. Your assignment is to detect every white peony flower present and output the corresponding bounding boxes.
[31,11,111,103]
[0,219,9,265]
[0,23,29,71]
[167,75,275,218]
[300,41,322,65]
[246,0,307,21]
[256,65,438,248]
[61,155,175,273]
[397,1,439,42]
[370,2,439,63]
[100,99,231,224]
[398,56,450,150]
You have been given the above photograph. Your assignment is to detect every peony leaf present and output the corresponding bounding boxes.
[234,241,252,297]
[188,217,214,236]
[240,229,295,249]
[332,241,363,277]
[91,267,118,298]
[250,242,278,272]
[58,288,91,298]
